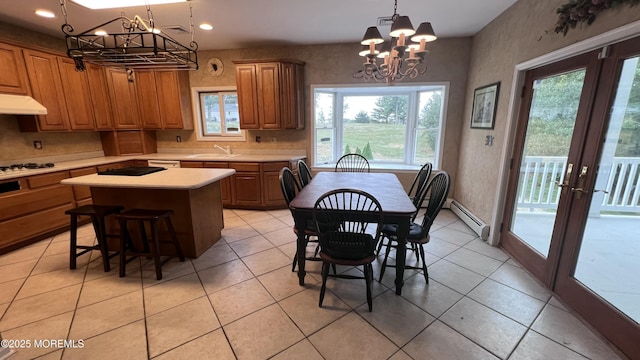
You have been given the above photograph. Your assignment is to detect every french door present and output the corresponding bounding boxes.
[501,37,640,358]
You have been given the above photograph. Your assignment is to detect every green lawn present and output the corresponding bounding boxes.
[316,123,436,164]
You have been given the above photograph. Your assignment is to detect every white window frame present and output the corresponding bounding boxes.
[311,83,449,169]
[191,86,246,142]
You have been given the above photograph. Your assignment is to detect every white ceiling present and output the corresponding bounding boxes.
[0,0,518,51]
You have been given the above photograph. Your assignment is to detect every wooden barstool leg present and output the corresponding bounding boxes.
[95,215,111,272]
[149,219,163,280]
[138,220,151,255]
[118,218,129,278]
[164,216,184,261]
[69,214,78,270]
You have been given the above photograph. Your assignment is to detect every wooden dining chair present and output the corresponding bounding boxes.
[313,188,383,311]
[297,159,313,187]
[376,162,432,255]
[279,167,321,271]
[334,153,370,173]
[378,172,450,283]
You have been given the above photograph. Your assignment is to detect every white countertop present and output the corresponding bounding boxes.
[61,168,236,190]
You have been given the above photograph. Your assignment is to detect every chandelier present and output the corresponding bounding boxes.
[59,0,198,71]
[353,0,436,84]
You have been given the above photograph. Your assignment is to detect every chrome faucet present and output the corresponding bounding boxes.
[214,144,231,155]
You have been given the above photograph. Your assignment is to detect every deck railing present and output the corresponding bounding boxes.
[517,156,640,213]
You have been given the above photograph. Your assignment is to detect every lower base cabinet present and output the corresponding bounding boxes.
[0,171,75,254]
[180,160,289,209]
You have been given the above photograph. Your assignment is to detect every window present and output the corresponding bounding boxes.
[312,84,447,168]
[192,86,246,141]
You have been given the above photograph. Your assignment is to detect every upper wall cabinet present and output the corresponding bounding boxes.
[86,63,114,130]
[136,70,193,130]
[20,49,70,131]
[233,59,305,130]
[0,42,30,95]
[105,67,141,130]
[57,57,96,130]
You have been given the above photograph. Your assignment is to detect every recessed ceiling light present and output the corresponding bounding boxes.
[95,30,108,36]
[35,9,55,18]
[199,23,213,31]
[70,0,187,10]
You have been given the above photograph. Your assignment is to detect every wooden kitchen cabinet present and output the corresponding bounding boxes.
[204,162,232,206]
[136,70,163,129]
[233,59,305,130]
[69,166,97,207]
[0,42,30,95]
[156,71,193,129]
[136,70,193,130]
[231,162,262,207]
[0,171,75,254]
[261,162,288,207]
[86,63,114,130]
[58,57,96,130]
[105,67,141,129]
[20,49,70,131]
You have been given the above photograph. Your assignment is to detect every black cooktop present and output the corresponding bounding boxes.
[97,166,167,176]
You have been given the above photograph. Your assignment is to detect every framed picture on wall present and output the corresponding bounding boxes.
[470,82,500,129]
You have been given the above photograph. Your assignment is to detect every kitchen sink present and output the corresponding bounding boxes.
[186,153,241,159]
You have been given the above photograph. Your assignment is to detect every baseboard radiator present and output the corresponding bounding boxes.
[449,200,490,241]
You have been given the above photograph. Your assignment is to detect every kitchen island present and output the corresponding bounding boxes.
[61,167,235,258]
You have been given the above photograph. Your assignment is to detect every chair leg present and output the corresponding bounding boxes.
[418,244,429,283]
[379,237,393,282]
[95,215,111,272]
[375,236,386,256]
[319,262,330,308]
[291,251,298,272]
[118,219,129,278]
[69,215,78,270]
[148,219,163,280]
[164,217,185,261]
[365,264,373,312]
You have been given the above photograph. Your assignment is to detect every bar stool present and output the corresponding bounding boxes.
[116,209,185,280]
[65,204,124,272]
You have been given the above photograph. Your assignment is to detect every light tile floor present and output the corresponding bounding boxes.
[0,209,625,360]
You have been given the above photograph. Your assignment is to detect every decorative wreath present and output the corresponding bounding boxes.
[554,0,640,35]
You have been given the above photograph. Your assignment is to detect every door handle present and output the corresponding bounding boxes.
[571,165,589,199]
[556,163,573,193]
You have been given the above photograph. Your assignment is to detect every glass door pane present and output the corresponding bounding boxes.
[510,69,586,257]
[574,56,640,322]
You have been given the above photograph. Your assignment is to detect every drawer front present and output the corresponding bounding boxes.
[203,162,229,169]
[0,203,75,249]
[180,161,203,168]
[27,171,70,189]
[0,185,74,221]
[70,166,96,201]
[96,161,133,172]
[69,167,97,177]
[262,161,289,172]
[231,162,260,172]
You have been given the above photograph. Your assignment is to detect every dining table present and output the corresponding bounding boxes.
[289,171,416,295]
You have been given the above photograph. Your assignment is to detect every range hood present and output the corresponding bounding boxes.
[0,94,47,115]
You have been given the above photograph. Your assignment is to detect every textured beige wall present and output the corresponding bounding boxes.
[457,0,640,224]
[0,116,102,162]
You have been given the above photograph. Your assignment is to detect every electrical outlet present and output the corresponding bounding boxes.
[255,136,261,143]
[176,136,182,143]
[33,140,43,149]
